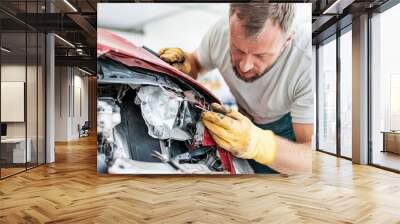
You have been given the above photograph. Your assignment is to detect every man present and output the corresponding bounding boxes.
[159,2,313,174]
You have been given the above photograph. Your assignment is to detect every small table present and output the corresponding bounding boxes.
[1,138,31,165]
[381,131,400,154]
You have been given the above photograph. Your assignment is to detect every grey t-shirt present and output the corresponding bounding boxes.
[195,18,314,124]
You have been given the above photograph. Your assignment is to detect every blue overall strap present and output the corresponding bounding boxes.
[247,112,296,174]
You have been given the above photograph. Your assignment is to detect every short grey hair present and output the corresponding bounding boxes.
[229,2,295,37]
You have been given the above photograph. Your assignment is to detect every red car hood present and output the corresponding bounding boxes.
[97,28,220,103]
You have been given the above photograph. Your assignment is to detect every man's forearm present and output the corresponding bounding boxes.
[186,52,202,79]
[267,136,312,175]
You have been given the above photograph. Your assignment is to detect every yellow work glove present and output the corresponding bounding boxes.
[159,48,191,74]
[201,103,277,165]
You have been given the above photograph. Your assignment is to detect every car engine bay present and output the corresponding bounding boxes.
[97,49,254,175]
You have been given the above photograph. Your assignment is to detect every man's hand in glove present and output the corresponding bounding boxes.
[201,103,277,166]
[159,48,191,74]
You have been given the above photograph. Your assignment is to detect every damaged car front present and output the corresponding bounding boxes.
[97,29,254,174]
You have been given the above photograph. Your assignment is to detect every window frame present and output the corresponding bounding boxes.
[315,24,352,160]
[368,0,400,173]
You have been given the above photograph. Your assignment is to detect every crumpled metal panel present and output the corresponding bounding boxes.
[97,28,220,103]
[135,85,191,140]
[97,57,183,93]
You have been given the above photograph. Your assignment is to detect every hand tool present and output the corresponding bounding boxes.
[195,104,226,119]
[151,150,183,171]
[142,45,160,58]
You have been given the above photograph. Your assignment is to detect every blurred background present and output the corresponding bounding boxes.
[97,3,311,108]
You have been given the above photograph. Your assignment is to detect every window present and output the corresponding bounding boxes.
[317,37,337,154]
[340,29,352,158]
[371,2,400,171]
[0,1,46,179]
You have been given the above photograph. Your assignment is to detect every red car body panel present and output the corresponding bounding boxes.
[97,29,220,103]
[97,29,235,174]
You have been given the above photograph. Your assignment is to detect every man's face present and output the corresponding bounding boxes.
[229,14,292,82]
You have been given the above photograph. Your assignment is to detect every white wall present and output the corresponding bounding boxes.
[54,67,89,141]
[72,73,89,138]
[55,66,69,141]
[98,3,228,52]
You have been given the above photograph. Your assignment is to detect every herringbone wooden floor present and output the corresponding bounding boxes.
[0,135,400,224]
